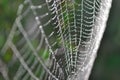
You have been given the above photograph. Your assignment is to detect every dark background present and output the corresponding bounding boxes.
[90,0,120,80]
[0,0,120,80]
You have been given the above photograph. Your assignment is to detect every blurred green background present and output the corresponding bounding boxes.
[90,0,120,80]
[0,0,120,80]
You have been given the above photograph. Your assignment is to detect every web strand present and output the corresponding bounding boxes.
[0,0,112,80]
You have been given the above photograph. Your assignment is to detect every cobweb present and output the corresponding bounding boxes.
[0,0,112,80]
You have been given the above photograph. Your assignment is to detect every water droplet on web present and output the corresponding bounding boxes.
[35,17,39,20]
[39,25,42,29]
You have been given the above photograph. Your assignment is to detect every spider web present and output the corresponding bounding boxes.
[1,0,112,80]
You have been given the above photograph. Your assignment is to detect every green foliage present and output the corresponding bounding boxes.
[0,35,5,48]
[3,48,13,63]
